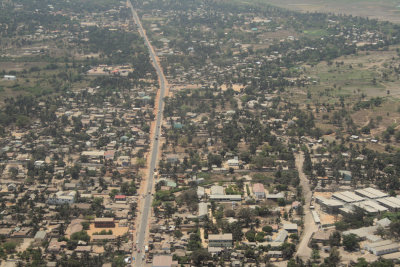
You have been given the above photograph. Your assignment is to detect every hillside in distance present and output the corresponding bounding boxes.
[264,0,400,23]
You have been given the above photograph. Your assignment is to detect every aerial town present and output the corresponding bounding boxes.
[0,0,400,267]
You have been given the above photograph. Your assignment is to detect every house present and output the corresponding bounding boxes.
[227,157,239,167]
[252,183,265,199]
[114,195,126,202]
[208,233,233,247]
[12,227,31,238]
[47,239,67,253]
[267,251,283,258]
[312,229,334,244]
[94,218,115,228]
[339,170,352,182]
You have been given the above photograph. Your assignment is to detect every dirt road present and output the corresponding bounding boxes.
[295,152,318,260]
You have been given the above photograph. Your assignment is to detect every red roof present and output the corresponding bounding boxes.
[253,183,265,193]
[115,195,126,199]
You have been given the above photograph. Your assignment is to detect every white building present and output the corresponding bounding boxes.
[208,233,233,247]
[227,157,239,167]
[47,191,76,205]
[3,75,16,80]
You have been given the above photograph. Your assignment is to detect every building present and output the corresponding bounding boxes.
[197,186,205,199]
[114,195,126,202]
[355,187,388,199]
[227,157,239,167]
[376,197,400,212]
[91,235,116,242]
[332,191,364,203]
[34,230,47,242]
[343,226,378,240]
[3,75,16,80]
[376,218,391,228]
[372,243,399,256]
[312,229,334,243]
[208,233,233,247]
[94,218,115,228]
[209,195,241,202]
[353,200,388,215]
[252,183,265,199]
[312,210,321,225]
[81,150,105,160]
[316,196,343,214]
[198,202,209,219]
[166,154,179,163]
[266,192,284,201]
[210,185,224,195]
[283,223,298,233]
[274,230,288,242]
[364,240,392,253]
[47,191,76,205]
[267,251,283,258]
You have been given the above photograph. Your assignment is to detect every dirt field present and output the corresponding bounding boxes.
[87,223,129,238]
[264,0,400,23]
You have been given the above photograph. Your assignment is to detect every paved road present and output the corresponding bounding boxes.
[127,1,167,265]
[295,152,318,260]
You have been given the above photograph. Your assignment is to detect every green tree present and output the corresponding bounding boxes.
[342,234,359,251]
[329,231,341,246]
[191,248,211,266]
[245,229,256,242]
[323,247,341,267]
[70,231,90,242]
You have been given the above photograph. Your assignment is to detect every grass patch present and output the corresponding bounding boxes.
[303,29,328,37]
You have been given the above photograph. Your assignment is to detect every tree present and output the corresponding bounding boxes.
[289,233,299,243]
[3,242,17,253]
[281,242,296,259]
[245,229,256,242]
[191,248,211,266]
[237,208,253,227]
[255,232,265,242]
[262,225,273,234]
[311,248,320,262]
[323,247,341,267]
[329,231,341,246]
[342,234,359,251]
[70,231,90,242]
[390,220,400,239]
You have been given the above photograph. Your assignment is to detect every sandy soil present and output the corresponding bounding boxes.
[87,223,128,238]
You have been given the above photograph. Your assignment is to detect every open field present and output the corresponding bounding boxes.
[263,0,400,23]
[289,46,400,106]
